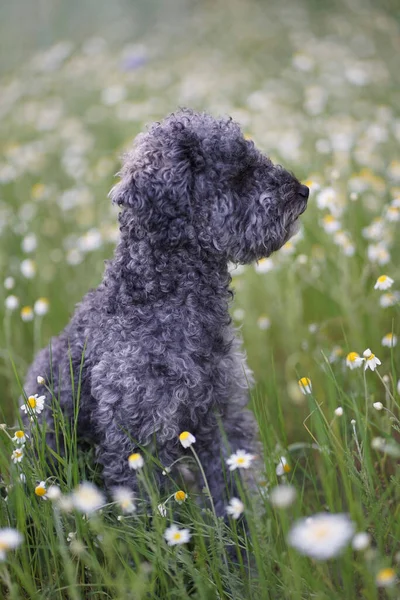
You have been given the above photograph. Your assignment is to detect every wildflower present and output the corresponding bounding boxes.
[21,306,34,322]
[0,528,23,561]
[112,487,136,514]
[373,402,383,411]
[20,259,36,279]
[174,490,187,504]
[233,308,245,320]
[386,206,400,222]
[20,394,45,416]
[179,431,196,448]
[321,214,341,233]
[11,448,24,463]
[255,258,274,273]
[276,456,291,476]
[316,187,336,211]
[37,375,45,385]
[334,407,344,417]
[128,453,144,470]
[226,497,244,519]
[363,348,381,371]
[164,524,191,546]
[376,568,397,587]
[374,275,394,290]
[287,513,355,560]
[157,503,167,517]
[47,485,61,500]
[257,315,271,330]
[380,292,400,308]
[12,430,27,445]
[346,352,363,370]
[382,333,397,347]
[352,532,371,551]
[5,295,19,311]
[21,233,37,253]
[226,450,255,471]
[329,346,343,363]
[298,377,312,395]
[269,484,297,508]
[72,482,105,514]
[35,481,47,498]
[4,277,15,290]
[34,298,49,316]
[67,532,76,543]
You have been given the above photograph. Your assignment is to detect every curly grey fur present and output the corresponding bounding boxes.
[24,109,308,515]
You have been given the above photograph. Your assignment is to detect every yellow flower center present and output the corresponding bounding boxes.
[14,450,23,458]
[31,183,45,198]
[28,396,36,408]
[175,491,186,502]
[377,568,396,583]
[35,486,46,497]
[179,432,190,441]
[283,463,291,473]
[128,453,141,462]
[323,215,335,223]
[377,275,388,283]
[347,352,359,362]
[367,354,375,360]
[15,430,24,438]
[21,307,32,316]
[313,524,329,539]
[236,457,246,465]
[299,377,311,386]
[173,532,182,541]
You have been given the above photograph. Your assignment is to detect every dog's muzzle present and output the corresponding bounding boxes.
[298,184,309,199]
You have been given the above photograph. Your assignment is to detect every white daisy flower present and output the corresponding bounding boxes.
[20,259,36,279]
[254,258,274,273]
[4,277,15,290]
[12,430,27,445]
[276,456,291,476]
[164,524,191,546]
[21,233,37,253]
[11,448,24,463]
[287,513,355,560]
[373,402,383,411]
[178,432,196,448]
[174,490,187,505]
[72,482,105,514]
[374,275,394,290]
[321,214,341,233]
[380,292,400,308]
[269,484,297,508]
[352,532,371,551]
[257,315,271,330]
[298,377,312,395]
[128,453,144,470]
[36,375,45,385]
[0,528,23,561]
[20,394,45,416]
[35,481,47,499]
[346,352,364,370]
[386,206,400,222]
[226,449,255,471]
[34,298,49,316]
[20,306,34,322]
[376,568,397,587]
[334,407,344,417]
[381,333,397,347]
[316,187,336,211]
[112,487,136,514]
[5,295,19,311]
[226,497,244,519]
[47,485,62,501]
[363,349,381,371]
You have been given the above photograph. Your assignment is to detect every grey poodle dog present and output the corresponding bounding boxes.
[24,109,308,515]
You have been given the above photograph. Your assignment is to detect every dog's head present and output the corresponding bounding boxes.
[110,109,308,263]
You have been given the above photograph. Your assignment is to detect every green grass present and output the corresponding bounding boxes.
[0,0,400,597]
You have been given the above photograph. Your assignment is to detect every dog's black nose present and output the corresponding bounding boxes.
[299,184,309,199]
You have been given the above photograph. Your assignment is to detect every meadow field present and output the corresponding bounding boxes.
[0,0,399,597]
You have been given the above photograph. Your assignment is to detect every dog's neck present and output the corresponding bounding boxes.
[102,220,234,323]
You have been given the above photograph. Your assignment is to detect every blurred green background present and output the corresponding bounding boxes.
[0,0,399,438]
